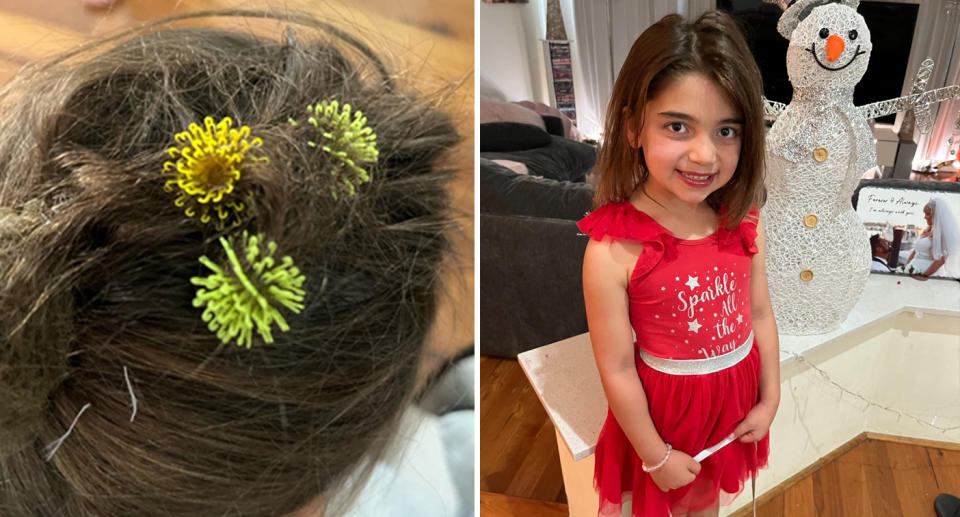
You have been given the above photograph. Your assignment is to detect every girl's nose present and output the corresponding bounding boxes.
[689,135,718,165]
[826,34,845,62]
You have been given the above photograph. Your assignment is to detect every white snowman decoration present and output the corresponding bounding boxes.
[761,0,960,335]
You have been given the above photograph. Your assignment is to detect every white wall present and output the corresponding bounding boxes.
[478,0,548,103]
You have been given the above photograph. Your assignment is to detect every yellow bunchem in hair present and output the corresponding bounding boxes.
[290,100,379,199]
[163,116,267,228]
[191,231,306,348]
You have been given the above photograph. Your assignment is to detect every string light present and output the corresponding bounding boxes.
[783,350,960,433]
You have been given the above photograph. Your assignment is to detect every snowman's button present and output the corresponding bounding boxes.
[813,147,828,162]
[800,269,814,282]
[804,214,819,228]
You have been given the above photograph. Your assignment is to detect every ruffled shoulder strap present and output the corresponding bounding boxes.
[578,201,672,280]
[577,201,667,243]
[718,205,760,256]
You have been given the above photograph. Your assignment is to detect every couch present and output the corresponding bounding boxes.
[479,155,595,359]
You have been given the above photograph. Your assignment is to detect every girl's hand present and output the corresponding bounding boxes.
[648,450,701,491]
[735,402,776,443]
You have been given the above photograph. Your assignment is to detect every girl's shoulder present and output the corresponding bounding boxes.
[580,201,662,285]
[718,204,760,256]
[577,201,667,244]
[737,205,760,233]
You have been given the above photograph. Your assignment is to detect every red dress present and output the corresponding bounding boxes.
[578,201,770,517]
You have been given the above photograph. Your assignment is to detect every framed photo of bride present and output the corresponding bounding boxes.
[853,180,960,280]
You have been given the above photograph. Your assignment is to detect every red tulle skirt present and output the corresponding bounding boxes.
[593,342,770,517]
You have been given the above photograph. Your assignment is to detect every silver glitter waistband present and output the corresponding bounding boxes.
[638,331,754,376]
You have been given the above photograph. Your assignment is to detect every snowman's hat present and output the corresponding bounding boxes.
[763,0,860,39]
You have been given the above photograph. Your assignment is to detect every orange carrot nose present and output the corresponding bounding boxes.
[826,34,845,62]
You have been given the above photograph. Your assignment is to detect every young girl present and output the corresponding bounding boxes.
[0,10,469,517]
[579,12,780,517]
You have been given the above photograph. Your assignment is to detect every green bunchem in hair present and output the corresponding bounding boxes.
[290,100,379,199]
[191,231,306,348]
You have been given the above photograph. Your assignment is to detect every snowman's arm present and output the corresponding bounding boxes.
[858,85,960,121]
[763,97,786,119]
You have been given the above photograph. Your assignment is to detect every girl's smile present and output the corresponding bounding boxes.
[675,170,718,187]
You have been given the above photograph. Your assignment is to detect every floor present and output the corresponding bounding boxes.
[480,491,568,517]
[480,355,960,517]
[740,437,960,517]
[0,0,474,380]
[480,355,567,503]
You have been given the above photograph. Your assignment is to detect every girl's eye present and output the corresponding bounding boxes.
[667,122,687,133]
[718,127,738,138]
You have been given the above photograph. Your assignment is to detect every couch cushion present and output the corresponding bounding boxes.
[514,100,584,142]
[541,115,564,137]
[480,213,589,358]
[490,159,529,175]
[479,97,546,130]
[479,122,551,152]
[481,135,596,183]
[480,159,594,220]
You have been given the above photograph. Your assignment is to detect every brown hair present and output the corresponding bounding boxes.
[0,10,458,517]
[592,11,765,228]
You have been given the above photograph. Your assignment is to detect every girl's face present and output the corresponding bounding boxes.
[636,72,743,208]
[924,205,934,226]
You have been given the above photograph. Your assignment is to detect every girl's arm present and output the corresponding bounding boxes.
[583,238,700,489]
[583,238,662,462]
[736,216,781,442]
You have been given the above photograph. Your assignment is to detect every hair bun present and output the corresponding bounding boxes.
[0,199,72,459]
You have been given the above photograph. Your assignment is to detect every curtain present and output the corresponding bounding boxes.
[570,0,715,139]
[570,0,612,138]
[908,0,960,165]
[914,0,960,161]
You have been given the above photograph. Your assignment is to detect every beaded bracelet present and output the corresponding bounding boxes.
[641,443,672,473]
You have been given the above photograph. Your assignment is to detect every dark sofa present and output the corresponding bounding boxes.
[479,158,595,358]
[479,112,599,358]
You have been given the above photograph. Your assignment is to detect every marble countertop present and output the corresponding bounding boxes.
[776,274,959,364]
[517,274,960,461]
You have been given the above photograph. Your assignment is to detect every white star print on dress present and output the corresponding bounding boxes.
[576,200,759,361]
[736,314,744,324]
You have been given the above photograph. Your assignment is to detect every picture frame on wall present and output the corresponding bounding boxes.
[545,40,577,123]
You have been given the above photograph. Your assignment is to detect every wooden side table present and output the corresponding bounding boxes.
[518,332,605,517]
